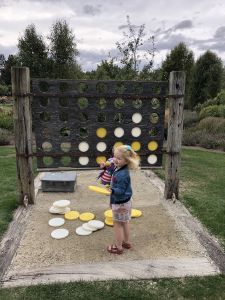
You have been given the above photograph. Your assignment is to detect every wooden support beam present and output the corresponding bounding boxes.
[11,67,35,205]
[164,71,186,200]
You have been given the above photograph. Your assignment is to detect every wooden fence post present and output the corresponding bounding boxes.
[11,67,35,205]
[164,71,186,200]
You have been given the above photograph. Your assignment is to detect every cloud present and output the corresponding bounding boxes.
[83,4,101,16]
[214,26,225,39]
[156,33,189,51]
[174,20,193,30]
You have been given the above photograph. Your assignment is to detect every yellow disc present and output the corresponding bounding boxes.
[88,185,111,196]
[104,209,113,218]
[64,210,80,220]
[96,156,106,164]
[148,141,158,151]
[131,209,142,218]
[114,141,123,149]
[105,218,114,226]
[131,141,141,151]
[79,212,95,221]
[96,127,107,138]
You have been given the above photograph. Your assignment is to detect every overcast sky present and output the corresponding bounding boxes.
[1,0,225,71]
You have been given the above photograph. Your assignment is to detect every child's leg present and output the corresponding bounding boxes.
[122,221,130,243]
[113,221,123,250]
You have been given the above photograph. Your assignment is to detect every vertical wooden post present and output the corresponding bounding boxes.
[164,71,186,200]
[11,67,35,205]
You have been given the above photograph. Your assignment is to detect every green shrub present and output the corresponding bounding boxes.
[199,104,225,119]
[0,129,12,145]
[197,117,225,134]
[183,110,199,128]
[0,110,14,131]
[0,84,9,96]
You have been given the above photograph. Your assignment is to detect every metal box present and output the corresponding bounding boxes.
[41,171,77,192]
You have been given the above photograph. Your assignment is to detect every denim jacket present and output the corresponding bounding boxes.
[110,165,132,204]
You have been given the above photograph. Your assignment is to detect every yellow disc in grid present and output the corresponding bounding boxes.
[79,212,95,222]
[148,141,158,151]
[64,210,80,220]
[96,156,106,164]
[96,127,107,138]
[114,142,123,149]
[104,209,113,218]
[105,217,114,226]
[131,141,141,151]
[131,209,142,218]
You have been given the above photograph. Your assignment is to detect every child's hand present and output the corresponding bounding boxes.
[99,161,106,168]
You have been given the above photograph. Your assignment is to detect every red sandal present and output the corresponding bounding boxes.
[107,244,123,255]
[122,242,132,249]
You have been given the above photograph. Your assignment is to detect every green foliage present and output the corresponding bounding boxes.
[0,129,12,145]
[189,50,223,108]
[183,110,199,128]
[0,108,13,130]
[0,84,9,96]
[0,54,19,86]
[199,104,225,119]
[195,89,225,113]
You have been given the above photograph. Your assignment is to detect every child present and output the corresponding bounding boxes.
[107,145,140,255]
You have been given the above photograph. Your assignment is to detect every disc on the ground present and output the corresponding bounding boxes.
[88,220,104,229]
[79,212,95,221]
[51,228,69,239]
[104,209,113,218]
[64,210,80,220]
[105,218,113,226]
[131,209,142,218]
[48,217,65,227]
[88,185,111,195]
[49,206,70,214]
[76,226,92,236]
[82,222,97,232]
[53,199,70,208]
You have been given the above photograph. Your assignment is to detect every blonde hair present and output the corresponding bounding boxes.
[114,145,140,170]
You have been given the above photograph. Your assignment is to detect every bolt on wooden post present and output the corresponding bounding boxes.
[11,67,35,205]
[164,71,186,200]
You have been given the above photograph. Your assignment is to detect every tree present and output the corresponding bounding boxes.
[48,20,81,78]
[0,54,19,86]
[116,15,155,78]
[189,50,223,108]
[17,24,48,78]
[161,42,194,107]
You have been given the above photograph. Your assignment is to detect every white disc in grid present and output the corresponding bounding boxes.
[147,154,158,164]
[132,113,142,123]
[78,142,89,152]
[131,127,141,137]
[96,142,107,152]
[79,156,89,165]
[114,127,124,138]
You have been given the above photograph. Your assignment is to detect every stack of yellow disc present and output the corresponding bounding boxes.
[104,209,113,226]
[131,209,142,218]
[79,212,95,221]
[64,210,80,220]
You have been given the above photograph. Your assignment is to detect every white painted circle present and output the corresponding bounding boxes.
[131,127,141,137]
[82,223,97,232]
[51,228,69,239]
[96,142,107,152]
[88,220,105,229]
[76,226,92,236]
[53,199,70,208]
[78,142,89,152]
[114,127,124,138]
[79,156,89,165]
[147,154,158,164]
[132,113,142,124]
[49,206,70,214]
[48,217,65,227]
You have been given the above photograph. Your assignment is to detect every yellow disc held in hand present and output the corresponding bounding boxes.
[64,210,80,220]
[148,141,158,151]
[96,127,107,138]
[79,212,95,222]
[104,209,113,218]
[131,209,142,218]
[88,185,111,196]
[105,217,113,226]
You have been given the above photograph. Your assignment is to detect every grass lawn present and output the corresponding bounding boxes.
[0,146,225,299]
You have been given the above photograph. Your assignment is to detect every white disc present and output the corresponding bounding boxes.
[147,154,158,164]
[79,156,89,165]
[88,220,105,229]
[48,217,65,227]
[131,127,141,137]
[53,199,70,208]
[49,206,70,214]
[132,113,142,123]
[51,228,69,239]
[82,223,97,232]
[78,142,89,152]
[76,226,92,236]
[114,127,124,138]
[96,142,107,152]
